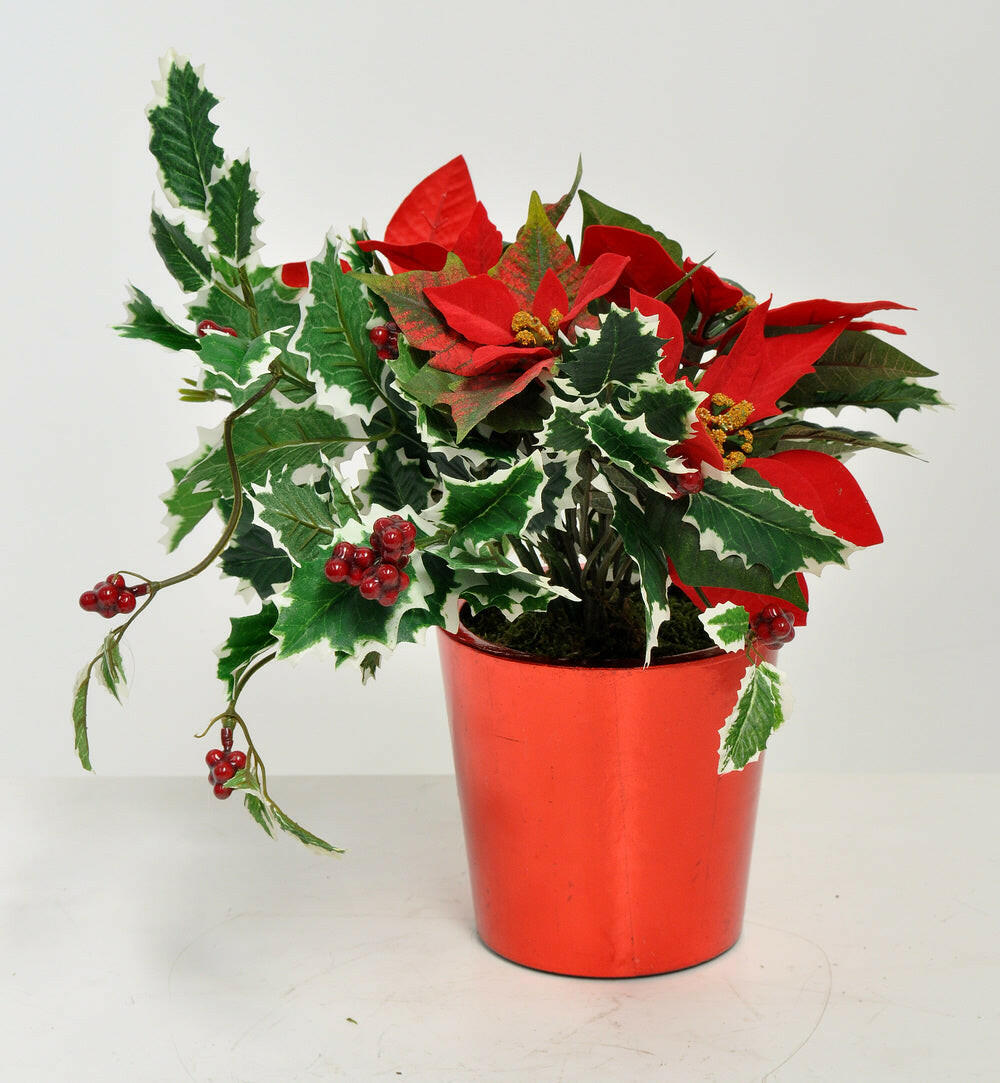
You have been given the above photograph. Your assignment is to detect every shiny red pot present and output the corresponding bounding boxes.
[437,624,768,978]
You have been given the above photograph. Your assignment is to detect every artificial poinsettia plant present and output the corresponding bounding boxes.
[74,55,941,848]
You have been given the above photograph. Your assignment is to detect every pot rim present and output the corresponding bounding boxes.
[444,605,727,672]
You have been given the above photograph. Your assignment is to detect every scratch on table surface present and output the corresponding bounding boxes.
[726,976,764,1020]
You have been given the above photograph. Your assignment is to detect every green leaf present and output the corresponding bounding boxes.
[164,398,361,549]
[115,286,200,351]
[700,602,750,651]
[359,651,382,683]
[750,417,918,459]
[585,406,679,488]
[780,330,943,419]
[718,661,785,773]
[71,666,93,771]
[295,240,385,415]
[494,191,586,300]
[579,190,683,263]
[219,500,294,599]
[244,793,275,837]
[270,806,343,853]
[207,157,260,263]
[147,55,224,212]
[362,447,433,514]
[460,569,566,620]
[150,210,212,292]
[540,402,592,454]
[659,493,809,610]
[187,274,301,341]
[610,491,671,662]
[684,469,852,584]
[254,468,338,565]
[544,155,583,228]
[199,333,278,402]
[98,634,126,703]
[217,603,279,699]
[626,374,701,443]
[436,455,545,551]
[559,306,666,398]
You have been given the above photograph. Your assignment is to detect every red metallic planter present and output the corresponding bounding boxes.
[438,624,768,978]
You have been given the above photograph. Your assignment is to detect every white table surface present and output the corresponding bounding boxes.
[2,773,997,1081]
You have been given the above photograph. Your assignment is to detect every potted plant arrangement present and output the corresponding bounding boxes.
[74,54,941,977]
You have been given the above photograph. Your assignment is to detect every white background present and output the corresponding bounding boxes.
[2,0,995,779]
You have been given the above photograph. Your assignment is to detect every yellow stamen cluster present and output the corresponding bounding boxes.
[735,293,756,313]
[511,310,555,347]
[696,392,755,470]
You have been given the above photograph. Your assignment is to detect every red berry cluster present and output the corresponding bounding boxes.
[369,320,400,361]
[324,516,416,607]
[671,468,704,496]
[197,318,238,338]
[79,574,149,619]
[752,605,796,648]
[205,727,247,800]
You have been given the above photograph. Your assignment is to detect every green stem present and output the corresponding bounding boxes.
[230,651,277,708]
[237,266,262,338]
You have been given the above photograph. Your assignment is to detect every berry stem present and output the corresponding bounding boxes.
[230,650,277,708]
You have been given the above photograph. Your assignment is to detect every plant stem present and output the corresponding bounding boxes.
[238,266,262,338]
[231,651,277,708]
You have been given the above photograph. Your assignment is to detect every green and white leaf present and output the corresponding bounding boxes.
[700,603,750,652]
[610,491,670,663]
[585,406,684,491]
[251,467,339,566]
[147,52,224,211]
[718,661,786,773]
[558,306,666,398]
[98,633,127,703]
[684,466,854,584]
[750,417,918,459]
[199,332,280,403]
[625,373,702,443]
[216,603,279,699]
[206,156,260,263]
[115,286,200,352]
[219,498,294,600]
[150,209,212,292]
[71,666,94,772]
[539,399,593,455]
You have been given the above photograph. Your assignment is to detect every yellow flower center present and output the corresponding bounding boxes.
[511,309,561,347]
[696,392,755,470]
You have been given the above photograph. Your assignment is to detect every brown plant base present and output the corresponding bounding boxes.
[464,587,714,664]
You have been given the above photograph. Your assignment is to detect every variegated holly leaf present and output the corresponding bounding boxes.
[217,603,278,698]
[188,273,301,340]
[718,661,785,773]
[585,406,683,490]
[433,454,546,553]
[115,286,200,351]
[360,446,434,514]
[609,491,670,662]
[558,306,666,398]
[71,665,93,771]
[780,330,943,420]
[539,399,592,455]
[750,417,918,459]
[150,209,212,292]
[207,156,260,263]
[199,333,280,404]
[626,373,702,442]
[460,569,567,621]
[163,396,361,550]
[579,189,683,264]
[493,191,587,300]
[252,467,340,566]
[147,53,223,212]
[699,603,750,652]
[219,497,293,599]
[683,467,853,584]
[292,238,388,419]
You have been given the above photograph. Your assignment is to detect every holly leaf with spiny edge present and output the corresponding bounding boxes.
[217,603,278,699]
[750,417,918,459]
[150,209,213,292]
[163,396,362,551]
[699,602,750,652]
[493,190,587,300]
[585,406,683,492]
[252,466,339,567]
[658,491,809,611]
[147,54,224,212]
[609,489,671,663]
[683,467,853,585]
[433,454,546,553]
[624,373,702,443]
[199,332,280,405]
[718,661,785,773]
[293,238,387,419]
[558,306,667,399]
[219,497,294,600]
[116,286,200,351]
[207,157,260,263]
[360,446,434,515]
[779,330,943,420]
[187,272,301,342]
[579,190,683,264]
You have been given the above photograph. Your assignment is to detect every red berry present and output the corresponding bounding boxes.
[325,557,349,582]
[770,616,792,639]
[373,516,392,533]
[369,325,390,347]
[94,581,108,591]
[347,565,365,587]
[395,554,410,569]
[759,604,782,623]
[359,575,381,600]
[333,541,356,561]
[99,605,117,619]
[107,573,125,590]
[213,782,233,800]
[398,521,417,543]
[213,760,235,782]
[117,590,136,613]
[381,527,403,549]
[378,589,399,607]
[205,749,225,767]
[397,571,411,591]
[376,347,394,360]
[79,591,99,612]
[376,564,399,586]
[97,584,118,606]
[354,547,377,570]
[226,750,247,770]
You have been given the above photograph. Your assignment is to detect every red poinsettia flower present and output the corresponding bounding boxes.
[578,224,692,315]
[356,155,503,275]
[424,255,628,377]
[765,297,914,336]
